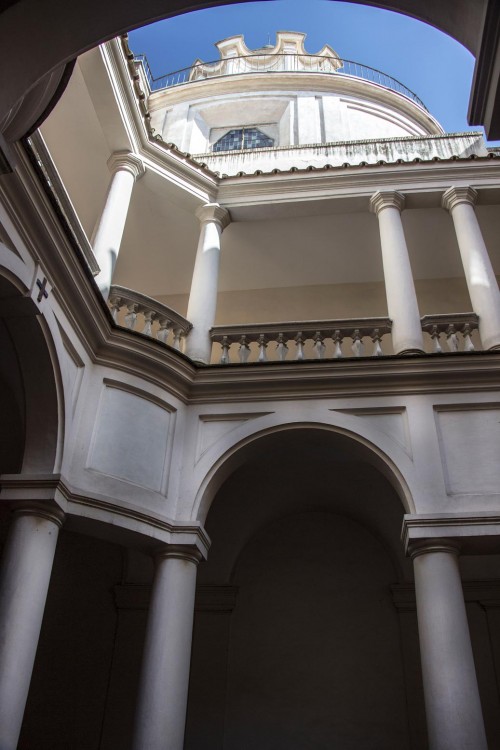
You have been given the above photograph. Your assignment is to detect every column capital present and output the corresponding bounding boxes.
[195,202,231,230]
[408,539,461,560]
[107,151,145,181]
[442,186,478,211]
[369,190,405,215]
[155,543,204,566]
[12,501,65,529]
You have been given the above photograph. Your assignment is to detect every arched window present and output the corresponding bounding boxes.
[213,127,274,152]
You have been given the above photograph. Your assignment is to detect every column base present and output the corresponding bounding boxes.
[397,348,425,355]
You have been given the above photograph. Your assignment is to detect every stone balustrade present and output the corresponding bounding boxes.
[106,298,482,363]
[210,318,393,364]
[108,285,192,350]
[421,312,479,353]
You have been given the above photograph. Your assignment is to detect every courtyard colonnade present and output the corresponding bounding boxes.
[93,150,500,361]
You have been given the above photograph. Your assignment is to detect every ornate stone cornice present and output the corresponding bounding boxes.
[369,190,405,215]
[195,202,231,229]
[107,151,145,181]
[442,185,478,211]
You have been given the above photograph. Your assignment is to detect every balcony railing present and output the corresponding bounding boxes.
[211,313,480,363]
[108,285,192,350]
[210,318,392,363]
[134,53,427,110]
[421,313,479,353]
[107,289,481,363]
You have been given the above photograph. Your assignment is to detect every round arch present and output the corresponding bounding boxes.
[0,272,61,475]
[0,0,488,142]
[192,417,417,524]
[187,419,420,750]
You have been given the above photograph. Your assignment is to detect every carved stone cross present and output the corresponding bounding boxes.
[36,277,49,303]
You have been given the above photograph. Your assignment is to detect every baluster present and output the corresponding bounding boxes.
[238,335,250,363]
[294,332,305,361]
[258,334,268,363]
[141,309,155,337]
[351,329,364,357]
[276,333,288,361]
[220,336,230,364]
[445,324,459,352]
[462,323,475,352]
[313,332,325,359]
[333,330,343,358]
[172,327,183,351]
[156,317,171,344]
[371,329,383,356]
[108,295,122,322]
[429,325,442,353]
[124,302,138,330]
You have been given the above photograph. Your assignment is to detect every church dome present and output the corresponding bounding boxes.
[142,31,446,175]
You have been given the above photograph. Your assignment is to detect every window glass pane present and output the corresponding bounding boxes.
[213,129,244,152]
[213,127,274,152]
[243,128,274,149]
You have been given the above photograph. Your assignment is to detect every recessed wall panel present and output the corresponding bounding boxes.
[88,383,173,492]
[435,406,500,495]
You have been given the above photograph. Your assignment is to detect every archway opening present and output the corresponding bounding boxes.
[186,427,422,750]
[0,0,487,146]
[0,274,59,477]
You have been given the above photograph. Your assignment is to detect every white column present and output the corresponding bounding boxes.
[93,152,145,300]
[442,186,500,350]
[370,191,424,354]
[0,505,63,750]
[132,545,201,750]
[185,203,230,363]
[411,541,487,750]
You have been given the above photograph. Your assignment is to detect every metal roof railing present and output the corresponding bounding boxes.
[134,52,427,110]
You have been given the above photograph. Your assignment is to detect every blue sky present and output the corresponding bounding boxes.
[128,0,485,140]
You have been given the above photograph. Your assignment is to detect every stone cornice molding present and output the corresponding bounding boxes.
[100,40,500,209]
[442,185,478,211]
[0,473,211,558]
[402,512,500,555]
[216,158,500,213]
[369,190,405,215]
[106,39,218,198]
[195,202,231,230]
[107,151,145,181]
